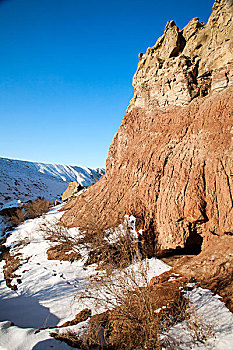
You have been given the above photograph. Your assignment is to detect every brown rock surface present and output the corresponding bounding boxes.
[61,0,233,257]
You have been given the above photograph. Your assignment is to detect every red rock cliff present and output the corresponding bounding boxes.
[61,0,233,255]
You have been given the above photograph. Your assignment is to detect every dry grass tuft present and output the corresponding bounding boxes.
[25,197,50,219]
[6,197,51,227]
[39,219,81,262]
[10,208,26,226]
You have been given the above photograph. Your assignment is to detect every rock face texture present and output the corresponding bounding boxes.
[62,0,233,257]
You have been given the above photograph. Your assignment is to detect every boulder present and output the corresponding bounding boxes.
[61,181,83,202]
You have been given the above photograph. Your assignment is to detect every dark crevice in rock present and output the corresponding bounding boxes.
[197,71,212,97]
[157,223,203,260]
[169,32,186,58]
[186,223,203,254]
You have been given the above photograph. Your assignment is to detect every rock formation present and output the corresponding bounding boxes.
[61,0,233,260]
[61,181,83,202]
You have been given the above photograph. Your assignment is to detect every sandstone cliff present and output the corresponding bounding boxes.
[61,0,233,258]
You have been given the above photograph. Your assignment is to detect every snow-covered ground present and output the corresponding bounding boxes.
[0,157,105,208]
[0,206,233,349]
[0,206,95,349]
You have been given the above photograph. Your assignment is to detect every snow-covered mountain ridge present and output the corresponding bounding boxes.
[7,158,105,185]
[0,157,105,207]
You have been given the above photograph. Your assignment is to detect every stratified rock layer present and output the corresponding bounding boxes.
[61,0,233,256]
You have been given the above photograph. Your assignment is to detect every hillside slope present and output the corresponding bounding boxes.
[0,157,104,207]
[8,158,105,186]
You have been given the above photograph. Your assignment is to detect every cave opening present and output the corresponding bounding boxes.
[158,223,203,265]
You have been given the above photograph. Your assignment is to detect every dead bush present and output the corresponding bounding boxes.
[39,219,81,262]
[78,256,162,349]
[10,208,26,226]
[2,198,50,229]
[82,220,141,269]
[46,244,81,262]
[51,330,83,348]
[75,249,215,350]
[74,199,142,269]
[25,197,50,219]
[0,246,22,290]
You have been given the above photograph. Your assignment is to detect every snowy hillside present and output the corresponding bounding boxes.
[7,158,105,186]
[0,157,105,207]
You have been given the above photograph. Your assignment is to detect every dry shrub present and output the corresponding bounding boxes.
[25,197,50,219]
[8,197,51,227]
[75,198,142,269]
[83,221,140,269]
[75,248,215,350]
[10,208,26,226]
[39,219,81,262]
[0,246,22,290]
[78,258,163,349]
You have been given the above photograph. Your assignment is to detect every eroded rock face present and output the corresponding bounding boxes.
[61,0,233,256]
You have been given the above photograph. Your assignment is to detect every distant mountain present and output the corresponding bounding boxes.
[0,157,105,207]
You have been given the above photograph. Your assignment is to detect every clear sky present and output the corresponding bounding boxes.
[0,0,214,168]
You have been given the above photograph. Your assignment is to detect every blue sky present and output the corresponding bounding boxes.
[0,0,214,168]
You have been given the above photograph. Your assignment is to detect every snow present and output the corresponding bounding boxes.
[105,214,142,244]
[0,205,233,349]
[0,207,94,349]
[1,157,105,187]
[189,287,233,349]
[0,320,72,350]
[165,287,233,350]
[0,206,169,349]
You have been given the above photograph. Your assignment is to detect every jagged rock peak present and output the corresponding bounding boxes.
[127,0,233,111]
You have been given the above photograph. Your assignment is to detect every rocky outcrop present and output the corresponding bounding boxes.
[61,0,233,257]
[128,0,233,111]
[61,181,83,202]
